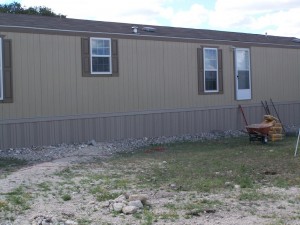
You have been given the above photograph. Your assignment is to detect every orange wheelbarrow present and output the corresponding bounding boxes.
[245,123,273,143]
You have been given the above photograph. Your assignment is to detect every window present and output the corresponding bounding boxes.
[204,48,218,92]
[0,38,3,100]
[197,47,223,95]
[0,38,13,103]
[81,37,118,77]
[90,38,112,74]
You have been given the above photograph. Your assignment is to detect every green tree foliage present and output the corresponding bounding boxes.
[0,1,66,17]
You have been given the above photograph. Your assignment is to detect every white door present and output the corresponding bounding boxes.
[235,48,251,100]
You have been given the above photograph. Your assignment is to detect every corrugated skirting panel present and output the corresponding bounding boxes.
[1,102,300,149]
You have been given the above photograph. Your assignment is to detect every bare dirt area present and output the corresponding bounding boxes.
[1,135,300,225]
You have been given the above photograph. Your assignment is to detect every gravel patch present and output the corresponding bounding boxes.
[0,130,246,163]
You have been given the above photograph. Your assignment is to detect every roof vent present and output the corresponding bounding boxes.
[292,38,300,43]
[142,27,156,32]
[132,26,138,34]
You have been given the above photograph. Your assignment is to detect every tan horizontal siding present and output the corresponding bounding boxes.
[0,32,300,121]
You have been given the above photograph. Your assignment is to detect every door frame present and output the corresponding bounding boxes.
[234,48,252,100]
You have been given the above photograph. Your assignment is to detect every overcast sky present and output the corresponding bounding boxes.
[1,0,300,37]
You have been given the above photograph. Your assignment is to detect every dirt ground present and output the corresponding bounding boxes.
[1,145,300,225]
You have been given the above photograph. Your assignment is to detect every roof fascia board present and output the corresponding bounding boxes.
[0,25,300,49]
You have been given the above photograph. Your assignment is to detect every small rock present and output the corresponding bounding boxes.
[128,194,148,204]
[225,182,232,186]
[204,209,216,214]
[169,183,177,189]
[102,201,110,208]
[88,139,97,146]
[234,185,241,189]
[113,203,125,212]
[128,200,143,209]
[62,211,75,218]
[65,220,78,225]
[122,205,138,214]
[114,194,126,202]
[187,209,201,216]
[162,161,167,164]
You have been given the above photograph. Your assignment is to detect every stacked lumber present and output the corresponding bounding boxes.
[263,115,284,141]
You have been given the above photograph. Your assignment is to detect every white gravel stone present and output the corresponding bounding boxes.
[128,200,144,209]
[122,205,138,214]
[128,194,148,204]
[0,130,247,163]
[113,202,125,212]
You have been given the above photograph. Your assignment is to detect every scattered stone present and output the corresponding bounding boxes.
[225,182,232,186]
[88,139,97,146]
[169,183,177,189]
[234,185,241,189]
[0,130,247,163]
[128,194,148,204]
[187,209,201,216]
[264,171,277,175]
[114,194,126,202]
[128,200,144,209]
[102,201,110,208]
[154,191,175,198]
[62,211,75,218]
[113,202,125,212]
[122,205,138,214]
[65,220,78,225]
[204,209,216,214]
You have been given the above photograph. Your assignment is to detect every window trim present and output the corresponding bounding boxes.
[203,47,219,93]
[0,38,3,100]
[90,37,112,75]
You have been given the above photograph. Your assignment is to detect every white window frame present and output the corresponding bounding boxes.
[203,47,219,93]
[0,38,3,100]
[90,37,112,74]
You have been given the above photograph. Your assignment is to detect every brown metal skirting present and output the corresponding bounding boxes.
[0,102,300,149]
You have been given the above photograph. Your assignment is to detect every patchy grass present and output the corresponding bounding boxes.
[0,186,31,221]
[0,157,27,177]
[37,181,52,192]
[77,218,92,225]
[61,193,72,201]
[111,136,300,192]
[158,211,179,221]
[239,190,279,201]
[89,186,120,202]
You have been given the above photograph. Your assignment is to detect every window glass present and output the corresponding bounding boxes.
[204,48,218,92]
[205,71,217,91]
[92,57,110,72]
[236,50,249,70]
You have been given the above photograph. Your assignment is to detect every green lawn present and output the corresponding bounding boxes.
[112,136,300,192]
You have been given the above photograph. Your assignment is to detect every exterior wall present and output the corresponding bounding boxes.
[0,31,300,148]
